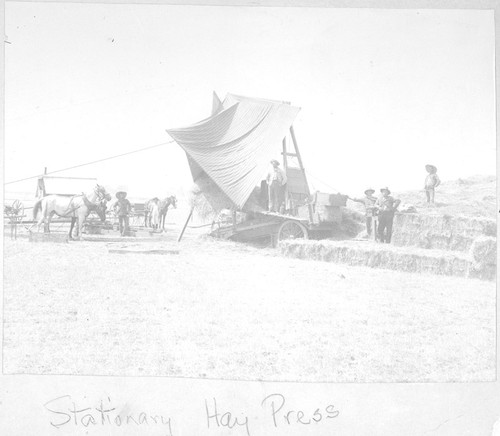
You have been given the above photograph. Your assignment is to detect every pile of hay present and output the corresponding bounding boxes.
[391,213,496,251]
[338,208,365,238]
[188,176,234,221]
[279,239,475,279]
[189,175,266,222]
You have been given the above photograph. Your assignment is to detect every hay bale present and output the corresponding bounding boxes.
[392,213,496,251]
[467,236,497,281]
[279,239,472,278]
[469,236,496,265]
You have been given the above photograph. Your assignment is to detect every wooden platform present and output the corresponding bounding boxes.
[29,232,69,243]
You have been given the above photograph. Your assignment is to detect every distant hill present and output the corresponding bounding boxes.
[348,175,496,219]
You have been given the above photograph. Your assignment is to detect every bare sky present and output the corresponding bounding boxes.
[5,3,495,202]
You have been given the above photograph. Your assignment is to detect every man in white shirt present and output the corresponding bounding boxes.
[266,159,287,212]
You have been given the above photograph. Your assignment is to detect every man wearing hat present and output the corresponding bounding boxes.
[375,187,400,243]
[348,188,378,237]
[266,159,287,213]
[113,191,132,236]
[148,197,160,230]
[424,164,440,204]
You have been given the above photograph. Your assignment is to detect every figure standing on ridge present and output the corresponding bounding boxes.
[424,164,440,204]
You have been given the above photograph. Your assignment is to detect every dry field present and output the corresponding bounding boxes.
[3,228,495,382]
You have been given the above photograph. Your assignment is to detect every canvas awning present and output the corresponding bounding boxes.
[166,93,300,209]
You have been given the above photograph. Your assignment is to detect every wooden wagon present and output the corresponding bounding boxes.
[209,189,347,246]
[130,203,147,227]
[168,93,346,245]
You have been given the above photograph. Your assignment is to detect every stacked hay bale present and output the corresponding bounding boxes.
[280,239,471,278]
[279,212,496,281]
[391,213,496,280]
[392,213,496,251]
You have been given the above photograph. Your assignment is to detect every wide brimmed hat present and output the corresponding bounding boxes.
[364,188,375,195]
[380,187,391,194]
[425,164,437,173]
[116,191,127,199]
[270,159,280,166]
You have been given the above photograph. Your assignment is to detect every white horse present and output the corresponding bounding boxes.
[31,184,111,240]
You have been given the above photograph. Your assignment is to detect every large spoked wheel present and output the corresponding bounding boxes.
[6,199,24,222]
[275,220,308,247]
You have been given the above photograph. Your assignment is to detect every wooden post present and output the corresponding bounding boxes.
[289,126,314,223]
[177,207,194,242]
[282,137,288,171]
[282,137,289,212]
[372,216,379,242]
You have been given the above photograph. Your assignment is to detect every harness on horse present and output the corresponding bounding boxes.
[60,186,107,217]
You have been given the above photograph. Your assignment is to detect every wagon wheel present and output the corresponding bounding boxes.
[275,220,308,246]
[9,200,24,222]
[130,214,141,227]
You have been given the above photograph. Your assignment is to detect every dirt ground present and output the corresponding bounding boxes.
[3,227,495,382]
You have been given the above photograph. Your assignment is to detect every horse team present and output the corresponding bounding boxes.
[144,196,177,231]
[30,184,177,240]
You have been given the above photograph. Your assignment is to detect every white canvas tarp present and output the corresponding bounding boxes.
[166,93,300,209]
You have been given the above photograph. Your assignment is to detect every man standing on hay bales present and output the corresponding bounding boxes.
[375,187,400,243]
[424,164,441,204]
[113,191,131,236]
[348,188,378,238]
[266,159,287,213]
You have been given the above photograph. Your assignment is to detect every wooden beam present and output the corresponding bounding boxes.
[282,137,288,171]
[290,126,314,223]
[177,207,194,242]
[282,137,290,210]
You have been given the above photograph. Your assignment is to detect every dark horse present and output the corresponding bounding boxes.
[159,196,177,231]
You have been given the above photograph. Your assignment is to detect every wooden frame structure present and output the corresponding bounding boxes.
[281,125,314,223]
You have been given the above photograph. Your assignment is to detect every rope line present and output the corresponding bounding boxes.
[305,170,339,193]
[5,140,175,185]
